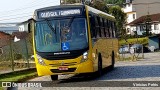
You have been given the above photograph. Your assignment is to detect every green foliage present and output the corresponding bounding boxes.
[0,69,37,81]
[90,1,109,13]
[14,53,22,60]
[66,0,76,4]
[105,0,125,6]
[119,37,148,46]
[63,0,81,4]
[109,6,127,36]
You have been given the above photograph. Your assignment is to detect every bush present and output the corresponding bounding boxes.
[119,37,148,46]
[14,53,22,60]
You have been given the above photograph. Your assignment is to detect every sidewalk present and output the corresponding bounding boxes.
[0,67,36,75]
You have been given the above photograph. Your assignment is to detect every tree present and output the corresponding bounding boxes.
[109,6,127,37]
[105,0,124,6]
[61,0,81,4]
[144,15,152,36]
[89,1,109,13]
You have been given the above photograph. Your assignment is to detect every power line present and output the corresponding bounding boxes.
[0,0,54,14]
[0,1,57,19]
[0,15,32,21]
[0,0,59,22]
[0,12,33,18]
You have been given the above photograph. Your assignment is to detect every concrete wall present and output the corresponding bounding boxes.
[133,0,160,18]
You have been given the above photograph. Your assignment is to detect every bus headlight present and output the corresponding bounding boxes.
[37,54,46,66]
[81,52,88,63]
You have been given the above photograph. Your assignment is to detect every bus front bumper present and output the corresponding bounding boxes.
[36,60,94,76]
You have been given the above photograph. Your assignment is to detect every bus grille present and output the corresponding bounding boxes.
[49,62,77,67]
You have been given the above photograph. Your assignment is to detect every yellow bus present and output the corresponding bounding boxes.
[28,4,119,80]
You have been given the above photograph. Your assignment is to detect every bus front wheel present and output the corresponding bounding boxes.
[51,75,58,80]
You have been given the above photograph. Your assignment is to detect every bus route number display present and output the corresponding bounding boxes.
[38,9,81,18]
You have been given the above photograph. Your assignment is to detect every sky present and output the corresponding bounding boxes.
[0,0,60,23]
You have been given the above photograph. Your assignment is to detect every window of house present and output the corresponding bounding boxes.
[154,24,159,30]
[127,28,130,33]
[140,25,143,31]
[133,14,135,19]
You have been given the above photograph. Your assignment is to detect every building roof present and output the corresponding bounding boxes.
[0,31,11,47]
[128,13,160,25]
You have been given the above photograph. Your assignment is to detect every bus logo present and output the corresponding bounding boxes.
[62,42,70,51]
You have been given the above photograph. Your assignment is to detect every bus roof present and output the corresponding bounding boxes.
[86,5,115,20]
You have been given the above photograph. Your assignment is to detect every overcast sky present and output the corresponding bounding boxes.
[0,0,60,23]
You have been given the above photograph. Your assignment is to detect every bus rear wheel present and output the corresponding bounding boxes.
[111,51,115,70]
[98,53,102,76]
[51,75,58,80]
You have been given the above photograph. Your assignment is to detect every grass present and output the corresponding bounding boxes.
[119,56,144,61]
[0,69,37,90]
[119,37,148,46]
[0,69,37,81]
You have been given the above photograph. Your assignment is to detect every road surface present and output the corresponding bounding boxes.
[9,52,160,90]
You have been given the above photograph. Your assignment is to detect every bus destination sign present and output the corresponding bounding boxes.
[38,9,81,18]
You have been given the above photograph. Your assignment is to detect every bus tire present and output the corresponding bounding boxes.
[98,53,102,76]
[51,75,58,80]
[111,51,115,70]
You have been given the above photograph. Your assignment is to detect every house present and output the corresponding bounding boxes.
[17,22,29,32]
[123,0,160,35]
[128,13,160,35]
[0,31,12,47]
[123,0,136,35]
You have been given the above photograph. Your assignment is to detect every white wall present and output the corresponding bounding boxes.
[18,23,28,32]
[126,12,136,23]
[130,23,160,35]
[123,4,133,13]
[18,25,25,32]
[151,23,160,34]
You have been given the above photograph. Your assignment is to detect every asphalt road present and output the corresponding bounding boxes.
[9,52,160,90]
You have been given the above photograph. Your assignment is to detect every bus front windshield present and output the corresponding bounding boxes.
[35,18,88,52]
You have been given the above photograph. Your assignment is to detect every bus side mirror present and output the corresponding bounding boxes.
[28,23,31,33]
[28,18,36,33]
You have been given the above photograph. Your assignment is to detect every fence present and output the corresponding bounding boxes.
[119,44,145,61]
[0,34,35,74]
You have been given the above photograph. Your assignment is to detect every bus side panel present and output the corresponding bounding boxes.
[96,38,119,69]
[92,39,98,72]
[112,38,119,62]
[97,39,111,69]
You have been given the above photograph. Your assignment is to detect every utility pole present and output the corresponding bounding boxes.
[9,37,14,71]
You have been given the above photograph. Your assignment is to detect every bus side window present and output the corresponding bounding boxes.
[107,20,110,37]
[110,21,114,38]
[89,15,96,38]
[101,18,105,37]
[95,16,100,38]
[112,22,115,38]
[108,20,113,38]
[113,22,116,38]
[98,17,102,37]
[104,19,108,37]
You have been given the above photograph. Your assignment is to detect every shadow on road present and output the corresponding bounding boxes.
[58,66,113,83]
[98,65,160,80]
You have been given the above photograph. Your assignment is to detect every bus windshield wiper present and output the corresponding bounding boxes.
[45,19,57,41]
[45,19,56,33]
[67,16,75,28]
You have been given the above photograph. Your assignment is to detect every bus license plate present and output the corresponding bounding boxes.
[58,67,68,70]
